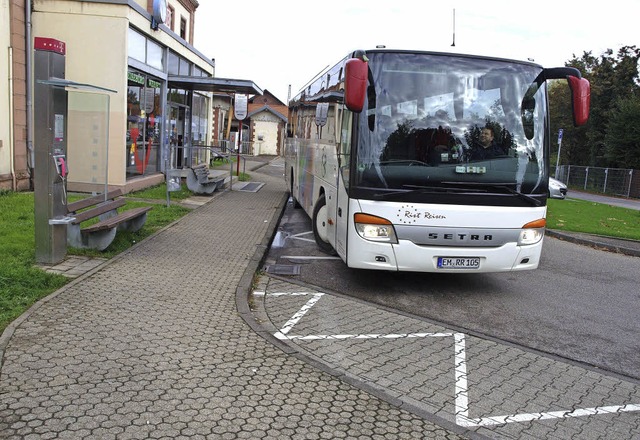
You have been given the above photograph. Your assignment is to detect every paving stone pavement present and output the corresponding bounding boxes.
[0,161,466,439]
[254,276,640,439]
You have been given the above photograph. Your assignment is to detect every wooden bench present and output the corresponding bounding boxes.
[66,189,153,251]
[186,163,225,195]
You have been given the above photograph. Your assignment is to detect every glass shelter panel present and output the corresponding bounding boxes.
[67,92,110,191]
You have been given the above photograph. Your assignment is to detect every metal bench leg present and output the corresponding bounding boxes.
[67,224,117,251]
[117,212,149,233]
[84,228,117,251]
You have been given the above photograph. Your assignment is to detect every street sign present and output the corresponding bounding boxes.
[234,94,247,120]
[558,128,563,144]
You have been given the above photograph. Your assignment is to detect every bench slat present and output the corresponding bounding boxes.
[71,199,127,224]
[81,206,153,233]
[67,189,124,213]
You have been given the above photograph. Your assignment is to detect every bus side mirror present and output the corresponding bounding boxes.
[344,58,368,113]
[567,76,590,127]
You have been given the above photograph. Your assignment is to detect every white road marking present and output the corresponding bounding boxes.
[462,404,640,427]
[281,255,342,261]
[272,292,324,340]
[279,332,454,341]
[267,291,640,427]
[290,231,316,243]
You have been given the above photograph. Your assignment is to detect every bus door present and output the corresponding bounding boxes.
[335,109,353,259]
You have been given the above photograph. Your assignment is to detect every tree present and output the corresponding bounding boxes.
[548,79,590,166]
[604,95,640,169]
[549,45,640,167]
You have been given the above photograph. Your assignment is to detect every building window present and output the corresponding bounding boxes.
[179,57,190,75]
[167,50,191,76]
[168,51,179,75]
[146,39,163,71]
[167,5,175,31]
[128,28,164,71]
[128,28,146,63]
[180,17,187,40]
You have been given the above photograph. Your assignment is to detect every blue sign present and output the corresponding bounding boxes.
[558,128,563,143]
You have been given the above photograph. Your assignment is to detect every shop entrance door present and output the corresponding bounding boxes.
[169,105,187,168]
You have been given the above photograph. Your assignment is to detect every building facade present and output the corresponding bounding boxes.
[1,0,30,191]
[247,90,287,156]
[2,0,260,194]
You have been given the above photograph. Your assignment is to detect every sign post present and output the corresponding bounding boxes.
[555,128,563,179]
[234,94,248,181]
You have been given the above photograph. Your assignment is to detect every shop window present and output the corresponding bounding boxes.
[168,88,187,105]
[127,70,162,178]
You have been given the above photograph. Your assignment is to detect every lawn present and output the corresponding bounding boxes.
[547,198,640,240]
[0,186,191,331]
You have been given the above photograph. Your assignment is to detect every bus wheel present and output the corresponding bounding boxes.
[312,194,334,254]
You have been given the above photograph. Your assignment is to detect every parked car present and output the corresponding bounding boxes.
[549,177,568,199]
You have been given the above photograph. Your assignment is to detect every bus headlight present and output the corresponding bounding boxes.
[518,219,546,245]
[354,213,398,244]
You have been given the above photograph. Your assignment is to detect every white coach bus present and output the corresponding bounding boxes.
[285,49,590,272]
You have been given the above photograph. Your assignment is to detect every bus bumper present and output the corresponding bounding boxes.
[346,238,543,273]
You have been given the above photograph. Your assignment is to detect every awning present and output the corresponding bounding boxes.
[168,75,263,95]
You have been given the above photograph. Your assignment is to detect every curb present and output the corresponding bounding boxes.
[546,230,640,258]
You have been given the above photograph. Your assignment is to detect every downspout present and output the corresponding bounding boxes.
[8,47,16,189]
[26,0,34,189]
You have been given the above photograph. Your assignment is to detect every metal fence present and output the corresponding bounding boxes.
[191,139,254,165]
[554,165,640,199]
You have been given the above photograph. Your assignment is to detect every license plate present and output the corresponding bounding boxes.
[437,257,480,269]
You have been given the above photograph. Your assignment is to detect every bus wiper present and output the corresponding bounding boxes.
[441,181,543,206]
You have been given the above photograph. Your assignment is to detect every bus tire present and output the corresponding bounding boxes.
[312,194,335,255]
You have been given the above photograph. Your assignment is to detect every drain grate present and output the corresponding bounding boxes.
[265,264,301,275]
[237,182,264,192]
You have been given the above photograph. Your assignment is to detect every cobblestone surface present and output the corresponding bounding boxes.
[258,276,640,439]
[0,162,464,439]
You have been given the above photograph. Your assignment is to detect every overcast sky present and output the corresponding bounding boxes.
[193,0,639,104]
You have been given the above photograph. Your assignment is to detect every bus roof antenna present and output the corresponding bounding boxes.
[451,9,456,47]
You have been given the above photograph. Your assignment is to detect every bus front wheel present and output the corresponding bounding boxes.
[312,194,334,254]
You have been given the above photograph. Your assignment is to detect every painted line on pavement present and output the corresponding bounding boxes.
[267,291,640,428]
[289,231,316,243]
[282,255,342,261]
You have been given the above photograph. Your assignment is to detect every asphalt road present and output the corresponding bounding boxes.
[266,197,640,381]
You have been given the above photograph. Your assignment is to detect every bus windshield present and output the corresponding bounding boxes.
[353,52,548,205]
